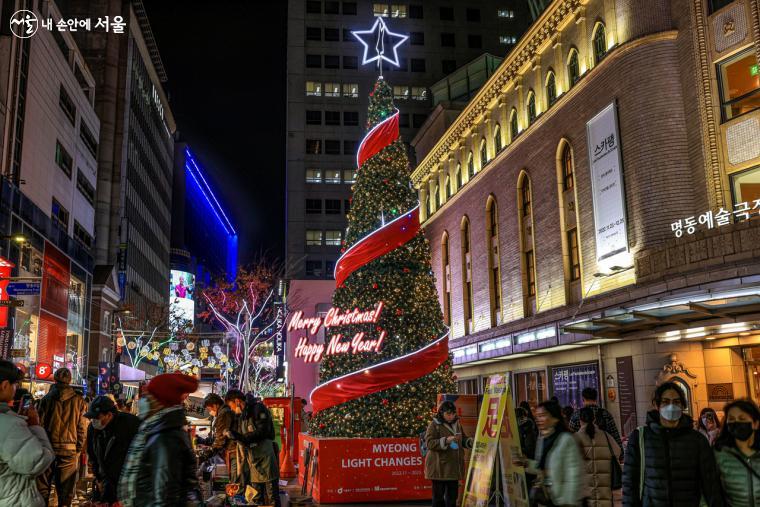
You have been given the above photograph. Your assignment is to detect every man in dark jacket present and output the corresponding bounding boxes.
[569,387,622,448]
[37,367,88,507]
[199,393,235,458]
[84,395,140,504]
[622,382,723,507]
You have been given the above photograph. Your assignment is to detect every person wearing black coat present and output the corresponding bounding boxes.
[84,396,140,503]
[516,407,538,460]
[622,382,723,507]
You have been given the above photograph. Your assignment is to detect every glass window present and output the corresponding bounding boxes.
[567,228,580,281]
[306,81,322,96]
[399,113,410,128]
[344,199,351,213]
[59,85,76,126]
[494,124,503,152]
[325,169,341,183]
[394,86,410,100]
[391,4,407,17]
[305,260,323,277]
[80,122,98,157]
[409,4,423,18]
[324,28,339,41]
[342,83,358,98]
[527,91,537,125]
[305,169,322,183]
[593,23,607,64]
[568,49,580,87]
[373,3,389,16]
[76,170,95,205]
[55,140,73,177]
[342,2,357,15]
[325,199,342,214]
[306,1,321,14]
[411,58,426,72]
[73,221,92,249]
[499,35,511,45]
[411,87,427,100]
[546,71,557,106]
[306,110,322,125]
[498,9,515,17]
[562,144,574,191]
[440,33,455,47]
[325,230,342,246]
[440,7,454,20]
[306,54,321,68]
[324,1,339,14]
[324,55,340,69]
[325,82,340,97]
[525,250,536,296]
[343,111,359,126]
[480,138,488,166]
[325,260,335,277]
[445,175,451,199]
[52,198,69,229]
[456,163,462,188]
[410,31,424,45]
[306,27,321,41]
[343,140,357,154]
[305,139,322,154]
[324,140,340,154]
[717,50,760,121]
[466,8,481,21]
[468,34,482,49]
[467,151,475,177]
[306,230,323,246]
[731,165,760,205]
[343,169,356,183]
[305,199,322,213]
[325,111,340,125]
[510,109,519,140]
[343,56,358,69]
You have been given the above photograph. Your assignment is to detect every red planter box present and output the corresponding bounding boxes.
[297,433,432,504]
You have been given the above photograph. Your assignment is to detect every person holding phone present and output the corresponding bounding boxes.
[424,401,474,507]
[0,360,55,506]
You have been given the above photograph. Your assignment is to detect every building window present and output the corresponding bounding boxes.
[527,91,537,125]
[466,8,481,22]
[456,163,462,188]
[431,183,439,211]
[325,230,342,246]
[306,1,321,14]
[59,85,76,126]
[76,170,95,205]
[525,250,536,296]
[325,199,342,214]
[306,110,322,125]
[494,124,503,152]
[342,83,358,98]
[324,1,339,14]
[480,138,488,167]
[468,34,482,49]
[730,165,760,206]
[306,230,323,246]
[412,114,427,128]
[306,199,322,213]
[442,233,451,325]
[52,198,69,229]
[399,113,410,127]
[442,59,457,74]
[409,4,423,18]
[305,168,322,183]
[73,221,92,249]
[467,151,475,178]
[306,81,322,96]
[324,55,340,69]
[521,176,532,217]
[305,260,323,277]
[510,108,519,141]
[325,82,340,97]
[325,169,341,184]
[593,23,607,64]
[324,28,339,41]
[343,56,358,69]
[410,58,426,72]
[393,86,410,100]
[306,54,321,68]
[562,144,574,191]
[343,2,357,15]
[486,197,501,326]
[567,228,580,281]
[440,6,454,20]
[343,140,357,154]
[440,33,455,47]
[445,174,451,199]
[344,199,351,214]
[343,111,359,126]
[322,110,338,125]
[373,3,389,16]
[498,9,515,18]
[324,140,340,154]
[55,140,73,177]
[391,4,407,17]
[519,174,535,315]
[546,71,557,106]
[461,218,474,335]
[717,49,760,122]
[306,139,322,154]
[567,48,580,87]
[343,169,356,183]
[306,27,321,41]
[410,31,424,45]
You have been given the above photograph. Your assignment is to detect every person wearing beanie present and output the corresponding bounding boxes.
[118,373,200,507]
[37,367,88,507]
[0,360,55,507]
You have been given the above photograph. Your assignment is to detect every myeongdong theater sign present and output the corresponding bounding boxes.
[287,302,386,363]
[670,200,760,237]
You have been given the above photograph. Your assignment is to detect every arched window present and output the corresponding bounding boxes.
[441,233,452,325]
[521,176,532,217]
[562,143,574,191]
[480,138,488,167]
[510,108,519,141]
[425,190,431,217]
[518,174,536,316]
[494,124,503,152]
[432,183,439,211]
[486,197,502,327]
[546,71,557,106]
[461,217,474,335]
[445,174,452,199]
[567,48,580,87]
[527,90,537,125]
[556,140,581,304]
[467,151,475,178]
[456,163,463,188]
[593,23,607,64]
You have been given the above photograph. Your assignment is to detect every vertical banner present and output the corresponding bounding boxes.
[586,102,629,266]
[549,362,600,410]
[0,258,14,327]
[0,327,12,359]
[616,356,638,438]
[273,301,285,379]
[499,384,530,507]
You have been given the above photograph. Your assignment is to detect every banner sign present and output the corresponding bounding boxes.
[616,356,638,438]
[0,327,12,359]
[586,102,628,265]
[549,362,600,410]
[7,281,41,296]
[0,257,14,327]
[499,386,530,507]
[273,302,285,379]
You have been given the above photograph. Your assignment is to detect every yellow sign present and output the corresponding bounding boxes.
[462,374,528,507]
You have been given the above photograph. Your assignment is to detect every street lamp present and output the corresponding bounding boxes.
[109,308,132,395]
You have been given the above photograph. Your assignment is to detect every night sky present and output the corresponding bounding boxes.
[143,1,287,265]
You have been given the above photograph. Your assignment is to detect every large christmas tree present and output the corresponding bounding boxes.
[310,78,455,438]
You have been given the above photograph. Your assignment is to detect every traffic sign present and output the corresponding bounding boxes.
[7,281,41,296]
[0,299,23,307]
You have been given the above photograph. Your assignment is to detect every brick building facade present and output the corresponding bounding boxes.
[411,0,760,430]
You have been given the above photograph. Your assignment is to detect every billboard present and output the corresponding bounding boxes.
[170,270,195,324]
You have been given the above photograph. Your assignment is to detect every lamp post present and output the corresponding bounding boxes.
[108,308,131,395]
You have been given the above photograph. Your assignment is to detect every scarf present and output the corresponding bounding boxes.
[538,428,562,470]
[118,405,183,506]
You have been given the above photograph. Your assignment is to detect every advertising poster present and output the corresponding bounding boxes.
[616,356,638,437]
[169,270,195,323]
[550,362,600,410]
[499,385,530,507]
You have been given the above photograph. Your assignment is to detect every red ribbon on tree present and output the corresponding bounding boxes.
[356,109,400,169]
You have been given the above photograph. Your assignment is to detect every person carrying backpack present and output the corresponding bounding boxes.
[569,387,622,448]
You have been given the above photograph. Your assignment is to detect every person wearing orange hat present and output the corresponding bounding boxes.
[117,373,201,507]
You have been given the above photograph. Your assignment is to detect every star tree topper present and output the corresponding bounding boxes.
[351,17,408,75]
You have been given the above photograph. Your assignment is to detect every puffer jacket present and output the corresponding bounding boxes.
[38,383,87,455]
[424,416,474,481]
[622,410,723,507]
[715,445,760,507]
[574,424,622,507]
[0,402,55,507]
[527,430,584,506]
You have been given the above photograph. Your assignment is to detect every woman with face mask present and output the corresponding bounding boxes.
[714,399,760,507]
[621,382,723,507]
[698,408,721,446]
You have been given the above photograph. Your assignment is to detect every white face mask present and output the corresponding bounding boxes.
[91,418,105,430]
[138,397,152,419]
[660,403,683,422]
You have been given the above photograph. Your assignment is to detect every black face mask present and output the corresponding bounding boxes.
[728,422,755,442]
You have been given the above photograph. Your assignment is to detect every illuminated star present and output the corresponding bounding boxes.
[351,17,408,68]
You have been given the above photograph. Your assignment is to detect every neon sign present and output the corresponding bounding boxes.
[288,302,384,335]
[351,17,408,69]
[294,331,386,363]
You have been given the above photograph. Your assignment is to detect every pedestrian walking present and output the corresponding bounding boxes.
[84,395,140,505]
[0,360,55,507]
[569,388,623,448]
[37,367,88,507]
[698,407,721,446]
[574,407,622,507]
[622,381,723,507]
[118,372,200,507]
[224,390,281,507]
[714,399,760,506]
[424,400,474,507]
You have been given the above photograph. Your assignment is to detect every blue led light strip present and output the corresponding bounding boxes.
[184,148,237,236]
